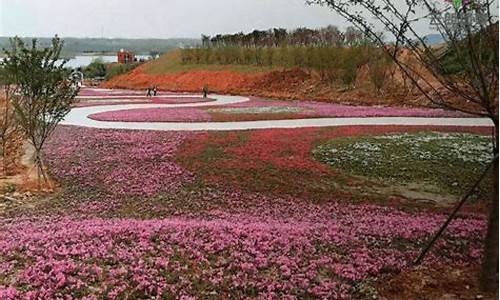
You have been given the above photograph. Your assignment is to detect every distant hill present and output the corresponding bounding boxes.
[0,37,200,57]
[423,34,445,45]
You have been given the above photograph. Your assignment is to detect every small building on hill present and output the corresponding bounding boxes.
[117,49,135,64]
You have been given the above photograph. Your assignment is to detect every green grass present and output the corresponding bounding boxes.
[144,50,281,75]
[313,132,494,197]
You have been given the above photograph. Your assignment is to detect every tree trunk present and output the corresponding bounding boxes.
[480,123,499,292]
[2,139,7,176]
[33,149,50,189]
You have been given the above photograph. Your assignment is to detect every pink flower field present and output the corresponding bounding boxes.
[78,89,183,97]
[88,97,471,123]
[75,97,215,108]
[0,124,489,299]
[77,89,146,97]
[43,127,195,199]
[88,107,213,122]
[0,206,485,299]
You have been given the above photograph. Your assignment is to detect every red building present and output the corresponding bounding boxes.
[117,49,135,64]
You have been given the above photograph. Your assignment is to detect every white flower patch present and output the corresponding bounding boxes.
[314,132,494,167]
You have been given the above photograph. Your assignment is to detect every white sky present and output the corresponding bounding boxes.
[0,0,354,38]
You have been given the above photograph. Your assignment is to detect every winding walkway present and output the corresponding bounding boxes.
[63,93,494,131]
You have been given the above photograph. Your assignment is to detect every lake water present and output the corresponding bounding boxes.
[1,54,151,69]
[65,55,150,69]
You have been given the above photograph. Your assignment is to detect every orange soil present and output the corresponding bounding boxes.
[103,65,264,94]
[0,98,24,178]
[0,97,56,193]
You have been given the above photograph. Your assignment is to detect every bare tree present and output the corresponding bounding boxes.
[308,0,498,291]
[2,36,79,186]
[200,26,369,49]
[201,34,211,48]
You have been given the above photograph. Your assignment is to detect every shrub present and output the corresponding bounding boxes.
[105,63,140,81]
[368,51,392,94]
[83,58,107,78]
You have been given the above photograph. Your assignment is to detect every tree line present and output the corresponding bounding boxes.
[200,26,369,48]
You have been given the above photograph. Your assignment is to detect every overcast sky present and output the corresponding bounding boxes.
[0,0,357,39]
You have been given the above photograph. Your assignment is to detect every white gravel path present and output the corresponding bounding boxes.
[62,93,494,131]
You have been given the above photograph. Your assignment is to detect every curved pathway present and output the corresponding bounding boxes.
[62,93,494,131]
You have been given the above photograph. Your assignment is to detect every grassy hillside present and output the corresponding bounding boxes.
[102,48,452,109]
[144,50,280,74]
[102,49,414,107]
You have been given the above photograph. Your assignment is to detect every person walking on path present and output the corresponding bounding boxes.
[146,87,152,97]
[153,86,158,96]
[202,85,208,98]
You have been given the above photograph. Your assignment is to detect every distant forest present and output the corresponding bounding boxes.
[200,26,369,48]
[199,26,444,48]
[0,37,200,57]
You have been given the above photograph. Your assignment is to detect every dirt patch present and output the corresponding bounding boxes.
[376,265,497,300]
[0,141,56,194]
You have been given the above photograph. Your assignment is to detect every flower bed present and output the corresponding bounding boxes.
[75,97,215,108]
[0,203,486,299]
[176,125,491,203]
[78,88,146,97]
[88,107,213,122]
[78,88,187,97]
[313,132,493,196]
[0,125,490,299]
[207,106,309,114]
[207,98,471,118]
[44,127,195,199]
[87,97,472,123]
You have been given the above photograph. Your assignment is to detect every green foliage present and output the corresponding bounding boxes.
[2,36,78,182]
[105,63,139,80]
[433,22,498,77]
[3,182,16,193]
[440,26,498,76]
[83,58,107,78]
[0,66,6,85]
[367,49,392,93]
[338,51,359,88]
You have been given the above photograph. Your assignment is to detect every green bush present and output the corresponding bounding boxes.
[105,63,140,80]
[83,58,107,78]
[368,50,392,94]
